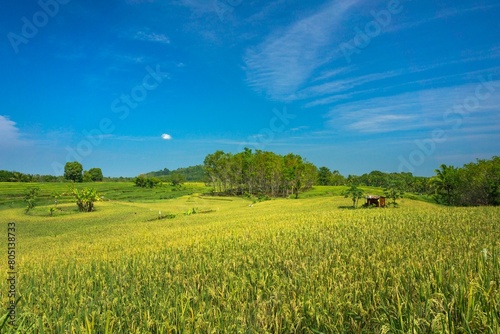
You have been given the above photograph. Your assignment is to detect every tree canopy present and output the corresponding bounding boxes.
[64,161,83,182]
[431,157,500,206]
[203,148,317,198]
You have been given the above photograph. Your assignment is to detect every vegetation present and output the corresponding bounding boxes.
[83,167,104,182]
[384,182,405,207]
[0,170,34,182]
[169,173,186,187]
[431,156,500,206]
[3,154,498,208]
[134,175,161,188]
[70,186,102,212]
[64,161,83,182]
[204,148,317,198]
[0,190,498,333]
[23,187,39,213]
[342,184,364,208]
[146,165,205,182]
[317,166,346,186]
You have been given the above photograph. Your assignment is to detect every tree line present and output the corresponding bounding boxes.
[317,168,432,195]
[430,156,500,206]
[0,162,103,183]
[203,148,317,198]
[145,165,205,181]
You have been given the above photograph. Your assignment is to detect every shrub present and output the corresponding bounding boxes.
[135,175,161,188]
[24,187,40,213]
[70,187,102,212]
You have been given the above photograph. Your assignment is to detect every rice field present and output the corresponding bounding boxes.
[0,184,499,333]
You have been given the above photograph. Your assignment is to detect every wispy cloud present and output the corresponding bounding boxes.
[176,0,222,17]
[134,31,170,44]
[388,3,500,33]
[243,0,362,100]
[0,116,27,148]
[327,79,500,135]
[294,70,402,101]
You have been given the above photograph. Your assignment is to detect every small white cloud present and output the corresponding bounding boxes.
[161,133,172,140]
[0,115,22,147]
[135,31,170,44]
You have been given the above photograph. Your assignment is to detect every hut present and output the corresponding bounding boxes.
[365,195,386,207]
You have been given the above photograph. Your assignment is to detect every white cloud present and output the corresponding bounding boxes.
[243,0,362,100]
[161,133,172,140]
[0,115,23,148]
[134,31,170,44]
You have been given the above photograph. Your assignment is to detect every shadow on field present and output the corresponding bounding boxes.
[337,206,356,210]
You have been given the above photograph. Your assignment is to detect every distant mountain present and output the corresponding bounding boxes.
[145,165,205,182]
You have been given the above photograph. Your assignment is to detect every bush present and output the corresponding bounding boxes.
[135,175,161,188]
[24,187,40,213]
[70,187,102,212]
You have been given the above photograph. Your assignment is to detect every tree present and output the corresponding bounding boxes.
[430,164,459,205]
[342,184,364,208]
[88,168,103,181]
[83,170,93,182]
[318,167,332,185]
[384,182,405,207]
[70,186,102,212]
[170,173,185,186]
[64,161,83,182]
[330,170,346,186]
[135,175,161,188]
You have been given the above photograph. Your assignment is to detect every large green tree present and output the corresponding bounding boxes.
[88,168,103,182]
[317,167,332,185]
[64,161,83,182]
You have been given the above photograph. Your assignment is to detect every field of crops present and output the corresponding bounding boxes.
[0,183,499,333]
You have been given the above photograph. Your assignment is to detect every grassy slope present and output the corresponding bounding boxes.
[0,188,498,332]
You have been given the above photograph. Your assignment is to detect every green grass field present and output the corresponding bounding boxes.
[0,182,499,333]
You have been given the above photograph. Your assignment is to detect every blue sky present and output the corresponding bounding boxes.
[1,0,499,177]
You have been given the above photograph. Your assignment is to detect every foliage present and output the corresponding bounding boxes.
[430,157,500,206]
[317,166,346,186]
[355,171,431,194]
[134,175,161,188]
[203,148,317,198]
[169,173,185,186]
[384,182,405,207]
[145,165,205,181]
[24,187,40,213]
[64,161,83,182]
[82,170,93,182]
[70,186,102,212]
[83,168,104,182]
[0,170,33,182]
[342,184,364,208]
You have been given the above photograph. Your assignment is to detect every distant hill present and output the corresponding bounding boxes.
[145,165,205,182]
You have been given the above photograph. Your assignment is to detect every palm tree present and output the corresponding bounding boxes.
[430,164,459,205]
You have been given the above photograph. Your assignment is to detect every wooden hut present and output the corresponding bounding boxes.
[365,195,386,207]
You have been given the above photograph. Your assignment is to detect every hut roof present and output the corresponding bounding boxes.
[366,195,385,199]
